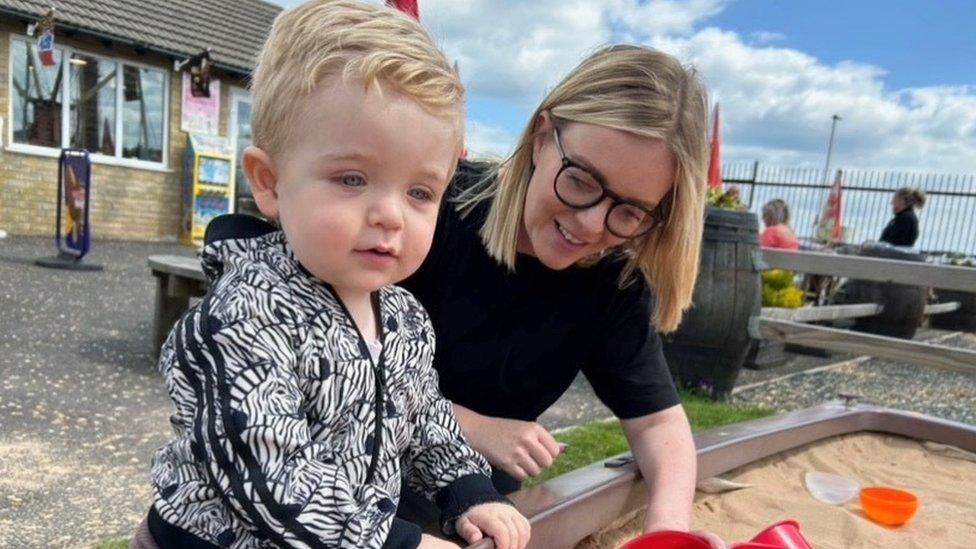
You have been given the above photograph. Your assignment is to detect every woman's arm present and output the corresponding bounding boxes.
[621,405,726,548]
[453,404,563,481]
[620,404,696,531]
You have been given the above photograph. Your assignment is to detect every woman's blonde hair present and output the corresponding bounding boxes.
[895,187,927,210]
[250,0,464,158]
[460,45,709,333]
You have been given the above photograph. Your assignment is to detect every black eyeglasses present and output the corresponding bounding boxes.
[551,126,664,239]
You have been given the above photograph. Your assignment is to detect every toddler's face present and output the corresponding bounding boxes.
[269,78,458,297]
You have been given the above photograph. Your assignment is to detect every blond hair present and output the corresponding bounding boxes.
[460,45,709,333]
[250,0,464,158]
[895,187,927,210]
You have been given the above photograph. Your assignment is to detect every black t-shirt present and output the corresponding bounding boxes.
[401,161,679,422]
[879,209,919,247]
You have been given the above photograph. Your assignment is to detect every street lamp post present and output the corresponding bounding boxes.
[821,114,841,185]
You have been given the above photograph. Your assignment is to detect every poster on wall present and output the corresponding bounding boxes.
[181,72,221,135]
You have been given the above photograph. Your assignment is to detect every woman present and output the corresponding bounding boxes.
[880,187,926,247]
[759,198,799,250]
[399,45,723,546]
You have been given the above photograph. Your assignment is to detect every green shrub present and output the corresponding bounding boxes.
[761,269,804,308]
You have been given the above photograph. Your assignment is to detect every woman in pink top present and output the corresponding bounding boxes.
[760,198,799,250]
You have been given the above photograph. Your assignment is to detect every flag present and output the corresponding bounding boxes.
[817,169,844,242]
[386,0,419,19]
[38,30,56,66]
[707,103,721,189]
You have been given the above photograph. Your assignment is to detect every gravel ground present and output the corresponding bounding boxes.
[1,233,974,547]
[732,332,976,425]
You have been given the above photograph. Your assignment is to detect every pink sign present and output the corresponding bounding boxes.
[181,72,221,135]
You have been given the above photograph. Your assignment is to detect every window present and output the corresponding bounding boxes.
[69,53,116,155]
[11,38,64,147]
[231,94,253,199]
[8,36,168,167]
[122,66,165,162]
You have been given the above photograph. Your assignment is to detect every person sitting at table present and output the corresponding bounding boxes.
[759,198,799,250]
[880,187,926,247]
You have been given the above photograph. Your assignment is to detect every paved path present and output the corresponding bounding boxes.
[0,236,191,548]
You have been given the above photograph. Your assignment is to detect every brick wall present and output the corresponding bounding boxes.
[0,22,247,241]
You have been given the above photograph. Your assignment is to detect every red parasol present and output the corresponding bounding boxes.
[386,0,419,20]
[707,103,722,189]
[818,169,844,242]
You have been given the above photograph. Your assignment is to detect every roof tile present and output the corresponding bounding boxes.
[0,0,281,74]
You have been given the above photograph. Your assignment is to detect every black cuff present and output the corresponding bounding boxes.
[147,506,221,549]
[435,473,511,536]
[382,517,423,549]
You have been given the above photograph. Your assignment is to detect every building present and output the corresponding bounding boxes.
[0,0,279,241]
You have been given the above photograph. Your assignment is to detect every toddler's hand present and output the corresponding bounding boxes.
[455,502,530,549]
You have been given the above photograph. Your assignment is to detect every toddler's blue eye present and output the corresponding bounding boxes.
[408,188,434,202]
[340,174,365,187]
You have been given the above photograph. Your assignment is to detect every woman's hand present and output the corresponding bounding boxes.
[455,502,531,549]
[453,405,564,480]
[418,533,462,549]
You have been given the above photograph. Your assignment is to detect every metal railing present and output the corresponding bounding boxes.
[724,162,976,257]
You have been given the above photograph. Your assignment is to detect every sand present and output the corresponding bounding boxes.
[578,432,976,548]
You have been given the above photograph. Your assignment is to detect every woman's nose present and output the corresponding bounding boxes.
[574,199,611,237]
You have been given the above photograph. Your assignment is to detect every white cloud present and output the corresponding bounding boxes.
[650,28,976,172]
[465,120,518,159]
[275,0,976,174]
[749,30,785,45]
[421,0,724,105]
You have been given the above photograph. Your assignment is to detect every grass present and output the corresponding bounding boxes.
[524,390,774,487]
[91,391,772,546]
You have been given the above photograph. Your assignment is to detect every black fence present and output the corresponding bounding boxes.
[723,162,976,257]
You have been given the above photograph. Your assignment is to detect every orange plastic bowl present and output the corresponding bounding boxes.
[859,486,919,526]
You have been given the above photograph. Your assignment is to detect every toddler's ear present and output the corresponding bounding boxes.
[243,146,279,219]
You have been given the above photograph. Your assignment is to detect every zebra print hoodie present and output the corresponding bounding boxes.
[148,216,504,548]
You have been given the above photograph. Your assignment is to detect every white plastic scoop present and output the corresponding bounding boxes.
[805,471,860,505]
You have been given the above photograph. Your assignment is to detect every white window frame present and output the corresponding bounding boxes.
[6,33,171,172]
[228,86,252,193]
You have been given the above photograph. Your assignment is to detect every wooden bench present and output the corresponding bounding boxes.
[762,301,960,323]
[148,254,207,355]
[757,249,976,373]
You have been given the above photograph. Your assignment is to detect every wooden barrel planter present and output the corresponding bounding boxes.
[662,208,762,399]
[835,245,927,339]
[929,289,976,332]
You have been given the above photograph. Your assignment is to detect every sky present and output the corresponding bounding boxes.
[271,0,976,175]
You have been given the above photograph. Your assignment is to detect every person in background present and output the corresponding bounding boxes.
[759,198,799,250]
[880,187,926,247]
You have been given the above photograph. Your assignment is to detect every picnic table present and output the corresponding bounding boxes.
[148,255,207,354]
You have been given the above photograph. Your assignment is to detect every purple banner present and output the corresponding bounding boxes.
[58,149,92,257]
